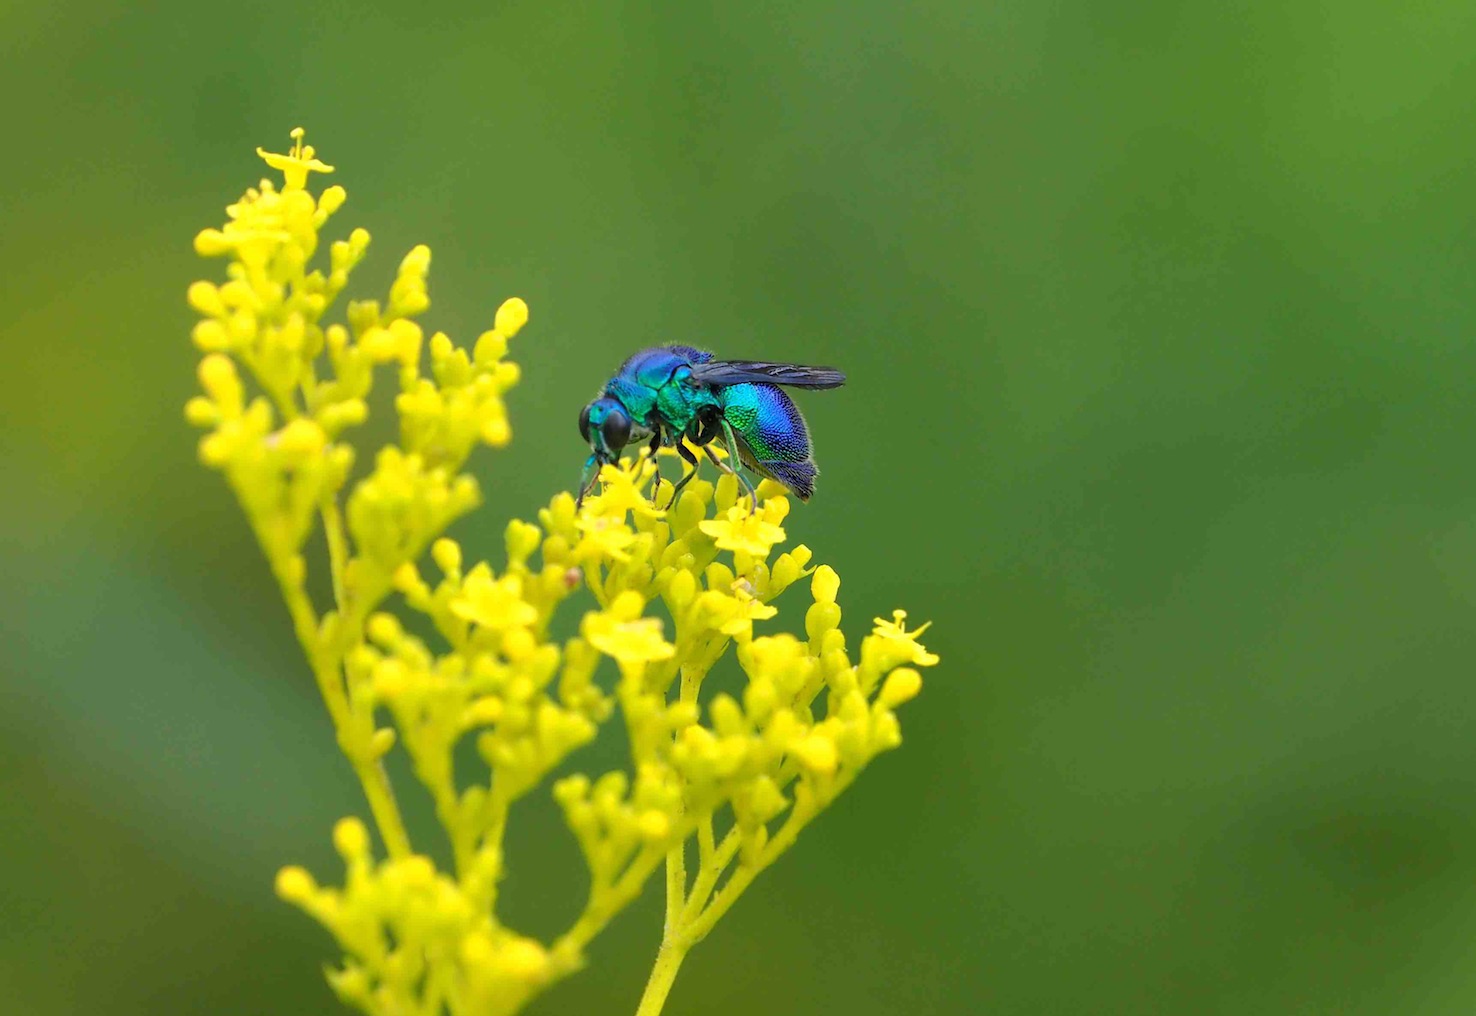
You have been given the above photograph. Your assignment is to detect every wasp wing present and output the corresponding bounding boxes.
[689,360,846,390]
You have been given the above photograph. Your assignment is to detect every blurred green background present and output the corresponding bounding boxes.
[5,1,1476,1013]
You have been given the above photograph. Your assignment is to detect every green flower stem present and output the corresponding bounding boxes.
[634,937,689,1016]
[665,841,686,932]
[257,506,414,862]
[322,498,351,616]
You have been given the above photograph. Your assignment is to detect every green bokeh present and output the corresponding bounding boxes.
[5,2,1476,1012]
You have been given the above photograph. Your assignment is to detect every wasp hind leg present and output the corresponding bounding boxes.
[718,419,760,512]
[661,439,703,510]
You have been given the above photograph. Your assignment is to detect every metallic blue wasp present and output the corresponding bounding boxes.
[577,346,845,508]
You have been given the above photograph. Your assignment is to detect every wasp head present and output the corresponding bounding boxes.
[578,396,634,464]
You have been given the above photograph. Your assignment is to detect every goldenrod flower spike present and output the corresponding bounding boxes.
[188,130,935,1016]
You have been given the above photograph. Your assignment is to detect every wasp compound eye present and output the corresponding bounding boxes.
[602,408,631,451]
[578,403,593,443]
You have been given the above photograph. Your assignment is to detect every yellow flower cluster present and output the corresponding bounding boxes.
[188,131,935,1016]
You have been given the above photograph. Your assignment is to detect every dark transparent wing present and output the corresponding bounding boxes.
[689,360,846,389]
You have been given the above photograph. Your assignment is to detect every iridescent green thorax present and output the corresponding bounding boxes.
[604,346,721,435]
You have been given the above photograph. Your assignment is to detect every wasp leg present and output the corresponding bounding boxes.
[702,444,738,479]
[576,454,600,509]
[718,418,759,511]
[663,439,701,510]
[645,429,664,505]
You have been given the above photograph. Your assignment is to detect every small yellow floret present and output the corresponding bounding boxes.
[791,733,839,775]
[638,809,671,841]
[257,127,335,190]
[495,297,530,338]
[700,506,787,557]
[878,667,924,708]
[450,571,539,631]
[277,419,326,456]
[498,938,551,981]
[871,610,940,666]
[275,865,316,902]
[333,817,370,860]
[811,565,840,604]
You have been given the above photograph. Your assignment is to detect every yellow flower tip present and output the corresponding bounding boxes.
[366,612,401,645]
[369,727,396,757]
[275,865,316,903]
[372,661,409,700]
[187,280,225,318]
[463,696,505,727]
[392,561,423,593]
[401,854,436,887]
[482,416,512,447]
[495,297,530,338]
[275,418,326,456]
[183,396,217,427]
[878,667,924,709]
[499,938,552,981]
[318,184,348,218]
[755,478,788,501]
[811,565,840,604]
[197,353,239,401]
[193,228,232,257]
[504,519,542,564]
[665,568,698,608]
[400,244,431,277]
[792,733,839,776]
[501,625,536,662]
[431,537,462,576]
[191,319,229,352]
[872,610,940,666]
[257,128,334,191]
[332,817,370,860]
[609,590,645,620]
[637,809,671,841]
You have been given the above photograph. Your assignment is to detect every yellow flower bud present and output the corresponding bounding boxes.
[187,280,226,317]
[432,538,462,576]
[333,817,370,860]
[878,667,923,708]
[274,865,316,903]
[494,297,530,338]
[791,733,839,775]
[811,565,840,604]
[638,809,671,841]
[276,418,325,456]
